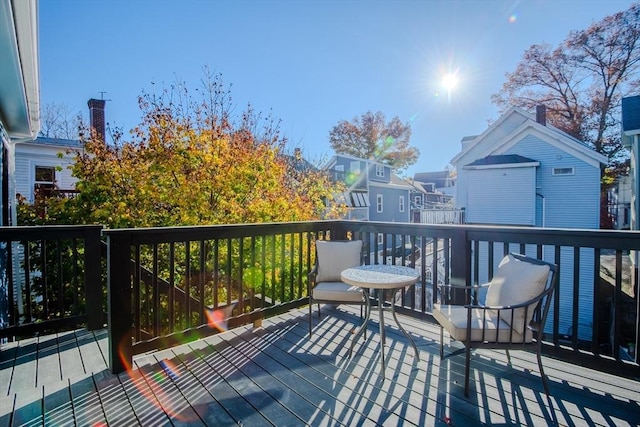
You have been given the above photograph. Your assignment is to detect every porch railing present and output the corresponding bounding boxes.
[0,225,103,339]
[105,220,640,379]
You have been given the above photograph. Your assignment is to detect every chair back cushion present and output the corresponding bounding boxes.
[486,254,550,334]
[315,240,363,282]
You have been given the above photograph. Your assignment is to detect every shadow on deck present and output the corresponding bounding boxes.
[1,306,639,426]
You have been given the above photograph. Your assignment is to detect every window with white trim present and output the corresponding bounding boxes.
[552,167,574,176]
[377,233,383,245]
[399,195,405,212]
[376,164,384,177]
[376,194,383,213]
[34,166,56,199]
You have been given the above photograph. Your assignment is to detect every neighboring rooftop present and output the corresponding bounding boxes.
[465,154,538,167]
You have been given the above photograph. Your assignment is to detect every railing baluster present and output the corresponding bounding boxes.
[238,237,244,314]
[185,242,191,329]
[134,245,141,341]
[573,247,580,350]
[169,242,175,333]
[199,240,206,325]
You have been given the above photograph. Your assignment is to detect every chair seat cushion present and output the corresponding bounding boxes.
[312,281,364,302]
[433,304,532,343]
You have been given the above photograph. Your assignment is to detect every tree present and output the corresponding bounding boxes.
[492,3,639,174]
[329,111,419,172]
[39,102,83,139]
[19,70,345,228]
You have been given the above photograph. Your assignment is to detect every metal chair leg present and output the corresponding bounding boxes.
[309,299,313,336]
[537,349,551,396]
[439,326,444,359]
[464,345,471,398]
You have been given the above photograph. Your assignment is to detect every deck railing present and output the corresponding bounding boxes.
[2,221,638,381]
[0,225,103,339]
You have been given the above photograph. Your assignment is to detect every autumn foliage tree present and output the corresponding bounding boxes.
[20,71,344,228]
[329,111,418,173]
[492,3,639,177]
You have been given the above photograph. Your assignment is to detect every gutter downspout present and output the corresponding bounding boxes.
[536,192,545,228]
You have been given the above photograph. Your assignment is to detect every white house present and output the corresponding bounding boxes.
[14,137,81,203]
[0,0,40,225]
[451,106,608,340]
[1,0,40,329]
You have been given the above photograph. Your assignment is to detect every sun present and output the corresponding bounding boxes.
[441,73,459,93]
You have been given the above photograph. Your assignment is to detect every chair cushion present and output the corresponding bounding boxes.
[315,240,363,282]
[312,281,364,302]
[433,304,532,343]
[485,254,550,334]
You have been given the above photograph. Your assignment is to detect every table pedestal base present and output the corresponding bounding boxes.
[349,288,419,379]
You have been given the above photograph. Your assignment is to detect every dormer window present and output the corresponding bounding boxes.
[376,164,384,177]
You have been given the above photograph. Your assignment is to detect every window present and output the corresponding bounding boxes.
[414,195,421,205]
[377,233,383,245]
[552,167,574,176]
[376,194,383,213]
[34,166,56,199]
[350,161,361,175]
[376,164,384,177]
[399,196,405,212]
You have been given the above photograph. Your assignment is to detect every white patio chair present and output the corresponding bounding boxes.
[308,239,367,336]
[433,252,558,397]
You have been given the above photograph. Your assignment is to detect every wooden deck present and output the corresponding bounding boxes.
[1,306,639,426]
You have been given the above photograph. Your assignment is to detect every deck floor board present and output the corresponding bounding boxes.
[1,306,639,426]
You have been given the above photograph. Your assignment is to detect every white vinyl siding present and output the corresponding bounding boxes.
[15,146,78,202]
[466,166,536,225]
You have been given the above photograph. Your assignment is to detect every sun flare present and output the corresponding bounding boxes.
[441,73,459,92]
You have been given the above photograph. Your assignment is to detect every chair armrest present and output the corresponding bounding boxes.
[465,285,551,311]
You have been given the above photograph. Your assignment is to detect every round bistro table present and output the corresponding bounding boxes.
[340,264,420,379]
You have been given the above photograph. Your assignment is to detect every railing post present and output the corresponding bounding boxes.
[107,232,132,374]
[84,226,103,330]
[449,227,470,305]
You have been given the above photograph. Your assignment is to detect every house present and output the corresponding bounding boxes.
[410,168,462,224]
[325,154,412,224]
[608,174,632,230]
[14,137,82,202]
[0,0,40,226]
[0,0,40,330]
[451,105,608,340]
[452,106,607,228]
[622,95,640,296]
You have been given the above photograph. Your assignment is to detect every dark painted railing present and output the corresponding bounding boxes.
[103,222,349,372]
[0,225,103,339]
[2,221,637,381]
[105,220,640,379]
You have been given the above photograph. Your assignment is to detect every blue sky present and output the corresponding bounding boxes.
[39,0,636,177]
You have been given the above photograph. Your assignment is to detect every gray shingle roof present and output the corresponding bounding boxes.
[465,154,537,167]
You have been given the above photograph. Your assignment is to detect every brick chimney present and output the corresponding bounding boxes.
[536,105,546,126]
[87,98,106,142]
